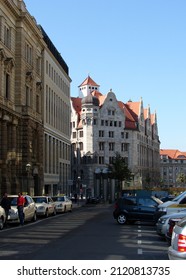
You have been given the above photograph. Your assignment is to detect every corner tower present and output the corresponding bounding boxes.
[78,76,100,98]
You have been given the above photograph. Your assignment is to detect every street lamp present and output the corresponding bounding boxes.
[26,163,31,194]
[33,165,39,195]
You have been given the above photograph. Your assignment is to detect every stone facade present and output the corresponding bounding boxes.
[40,26,71,196]
[0,0,71,196]
[71,76,160,200]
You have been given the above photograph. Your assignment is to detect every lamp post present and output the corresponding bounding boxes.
[33,165,39,195]
[77,176,81,194]
[26,163,31,194]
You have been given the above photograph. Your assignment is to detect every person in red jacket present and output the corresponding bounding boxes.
[17,192,25,225]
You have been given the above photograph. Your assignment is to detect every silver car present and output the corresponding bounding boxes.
[168,217,186,260]
[0,206,6,229]
[156,210,186,238]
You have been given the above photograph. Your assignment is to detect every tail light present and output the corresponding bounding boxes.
[178,234,186,252]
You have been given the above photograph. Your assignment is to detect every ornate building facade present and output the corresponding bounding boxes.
[0,0,71,196]
[71,76,160,200]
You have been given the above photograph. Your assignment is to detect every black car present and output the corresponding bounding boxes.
[113,195,162,225]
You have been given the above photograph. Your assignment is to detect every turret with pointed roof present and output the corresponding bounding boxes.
[78,75,100,98]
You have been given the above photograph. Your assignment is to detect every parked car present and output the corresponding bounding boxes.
[0,206,6,229]
[52,196,72,213]
[113,195,162,225]
[161,195,175,202]
[157,191,186,216]
[156,209,186,238]
[168,217,186,260]
[86,197,100,204]
[166,217,183,244]
[7,195,37,224]
[32,196,56,217]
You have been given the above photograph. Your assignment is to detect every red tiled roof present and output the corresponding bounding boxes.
[71,97,82,115]
[160,149,186,159]
[126,101,140,116]
[118,101,138,129]
[79,76,100,87]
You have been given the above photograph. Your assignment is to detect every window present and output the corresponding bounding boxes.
[109,157,114,164]
[72,132,76,138]
[36,56,41,74]
[121,132,124,138]
[123,197,137,205]
[79,130,83,137]
[99,130,104,137]
[5,73,10,99]
[99,157,104,164]
[4,25,11,49]
[101,120,104,126]
[25,42,33,64]
[109,143,115,151]
[79,142,83,150]
[36,95,40,113]
[99,142,105,151]
[109,131,114,138]
[26,86,32,106]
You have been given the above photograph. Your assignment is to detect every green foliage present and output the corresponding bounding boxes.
[176,173,186,185]
[108,152,132,182]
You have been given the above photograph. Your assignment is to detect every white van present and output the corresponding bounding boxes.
[158,191,186,215]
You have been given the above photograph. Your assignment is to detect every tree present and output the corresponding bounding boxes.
[108,152,132,197]
[176,172,186,187]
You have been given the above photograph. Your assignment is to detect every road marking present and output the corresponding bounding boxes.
[138,249,143,254]
[138,240,142,244]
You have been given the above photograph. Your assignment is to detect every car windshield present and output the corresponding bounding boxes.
[172,191,186,202]
[52,197,65,202]
[33,197,47,203]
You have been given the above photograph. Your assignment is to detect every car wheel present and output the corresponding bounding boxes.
[0,219,3,230]
[32,212,37,222]
[117,213,127,225]
[45,209,49,218]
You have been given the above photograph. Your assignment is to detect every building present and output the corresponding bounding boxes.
[71,76,160,200]
[40,26,71,196]
[0,0,44,195]
[0,0,71,196]
[160,149,186,188]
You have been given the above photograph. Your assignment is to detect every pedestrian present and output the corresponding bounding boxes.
[74,193,77,203]
[0,192,11,225]
[17,192,25,225]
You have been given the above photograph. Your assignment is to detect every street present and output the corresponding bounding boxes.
[0,204,169,260]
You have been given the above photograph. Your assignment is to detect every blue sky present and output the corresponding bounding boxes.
[24,0,186,151]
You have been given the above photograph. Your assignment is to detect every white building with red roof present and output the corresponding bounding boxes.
[160,149,186,187]
[71,76,160,199]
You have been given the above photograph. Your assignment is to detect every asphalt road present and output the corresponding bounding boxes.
[0,203,169,260]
